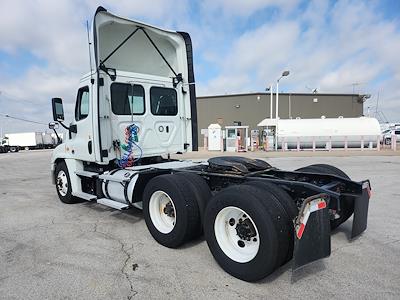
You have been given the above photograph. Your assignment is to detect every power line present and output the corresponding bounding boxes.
[0,90,38,105]
[0,113,47,125]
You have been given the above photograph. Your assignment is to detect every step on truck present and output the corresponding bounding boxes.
[50,7,371,282]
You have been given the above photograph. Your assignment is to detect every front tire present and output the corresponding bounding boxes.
[55,161,80,204]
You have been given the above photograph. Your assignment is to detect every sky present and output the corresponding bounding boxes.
[1,0,400,134]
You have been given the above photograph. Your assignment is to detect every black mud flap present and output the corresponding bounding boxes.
[292,194,331,271]
[351,180,371,239]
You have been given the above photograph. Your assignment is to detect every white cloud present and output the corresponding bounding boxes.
[0,0,192,133]
[0,0,400,135]
[199,0,400,121]
[201,0,299,18]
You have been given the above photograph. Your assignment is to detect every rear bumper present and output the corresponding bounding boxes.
[292,180,371,270]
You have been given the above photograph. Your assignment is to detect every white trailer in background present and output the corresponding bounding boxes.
[3,132,57,151]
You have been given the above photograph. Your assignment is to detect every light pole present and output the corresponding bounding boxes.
[275,70,290,151]
[275,70,290,119]
[265,85,273,119]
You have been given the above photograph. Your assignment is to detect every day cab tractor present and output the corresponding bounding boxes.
[50,7,371,282]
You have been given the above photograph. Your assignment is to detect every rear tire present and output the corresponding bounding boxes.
[143,174,201,248]
[204,185,289,281]
[295,164,353,229]
[175,172,211,223]
[243,181,297,263]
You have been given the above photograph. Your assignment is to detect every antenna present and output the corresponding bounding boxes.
[86,20,94,82]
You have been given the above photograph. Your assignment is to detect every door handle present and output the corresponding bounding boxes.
[88,140,92,154]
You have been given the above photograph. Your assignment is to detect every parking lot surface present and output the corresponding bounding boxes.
[1,150,400,299]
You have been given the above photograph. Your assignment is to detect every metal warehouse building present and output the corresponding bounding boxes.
[196,92,366,146]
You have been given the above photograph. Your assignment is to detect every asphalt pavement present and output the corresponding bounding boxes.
[0,150,399,299]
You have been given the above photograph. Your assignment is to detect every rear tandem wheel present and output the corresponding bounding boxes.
[204,185,292,282]
[295,163,354,229]
[142,174,202,248]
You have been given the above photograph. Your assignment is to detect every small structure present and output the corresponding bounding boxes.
[225,126,249,152]
[250,129,260,151]
[207,123,223,151]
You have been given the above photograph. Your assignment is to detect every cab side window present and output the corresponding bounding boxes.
[75,86,90,121]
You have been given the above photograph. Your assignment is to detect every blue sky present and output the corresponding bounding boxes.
[0,0,400,134]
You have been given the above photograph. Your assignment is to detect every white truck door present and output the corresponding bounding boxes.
[69,84,96,162]
[109,82,147,162]
[147,85,185,154]
[109,81,186,160]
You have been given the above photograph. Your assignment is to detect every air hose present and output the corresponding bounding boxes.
[117,124,142,168]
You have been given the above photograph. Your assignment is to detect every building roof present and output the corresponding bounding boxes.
[197,92,360,99]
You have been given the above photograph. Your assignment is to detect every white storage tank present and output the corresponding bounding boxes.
[258,117,381,149]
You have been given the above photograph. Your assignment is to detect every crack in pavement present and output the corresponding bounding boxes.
[92,221,138,299]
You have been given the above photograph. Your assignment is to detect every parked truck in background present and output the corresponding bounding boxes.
[49,7,371,282]
[0,138,11,153]
[1,136,19,152]
[381,128,400,145]
[1,132,58,152]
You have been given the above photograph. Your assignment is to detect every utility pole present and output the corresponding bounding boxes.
[275,71,290,150]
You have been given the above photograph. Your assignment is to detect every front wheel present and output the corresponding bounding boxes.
[55,161,80,204]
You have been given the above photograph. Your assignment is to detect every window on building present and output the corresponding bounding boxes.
[111,83,145,115]
[75,86,89,121]
[150,87,178,116]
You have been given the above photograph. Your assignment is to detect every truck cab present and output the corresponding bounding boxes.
[51,6,197,168]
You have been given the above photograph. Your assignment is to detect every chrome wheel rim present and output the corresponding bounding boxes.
[57,170,69,196]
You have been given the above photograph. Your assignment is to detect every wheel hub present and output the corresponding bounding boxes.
[163,202,175,218]
[235,218,257,241]
[214,206,260,263]
[56,170,68,196]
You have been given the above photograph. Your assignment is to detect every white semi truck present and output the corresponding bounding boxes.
[2,132,57,152]
[50,7,371,282]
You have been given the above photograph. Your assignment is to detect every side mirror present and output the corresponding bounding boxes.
[48,122,59,130]
[52,98,65,122]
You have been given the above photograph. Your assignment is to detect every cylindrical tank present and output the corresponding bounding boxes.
[102,169,142,209]
[274,117,381,149]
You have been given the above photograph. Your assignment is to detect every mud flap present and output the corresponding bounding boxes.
[351,180,371,239]
[292,194,331,271]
